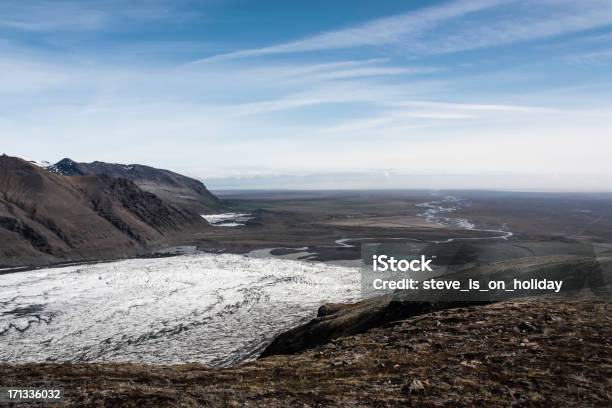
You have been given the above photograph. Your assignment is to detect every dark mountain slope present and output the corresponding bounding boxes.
[0,156,209,267]
[74,175,203,241]
[49,158,220,213]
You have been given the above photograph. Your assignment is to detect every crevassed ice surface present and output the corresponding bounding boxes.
[201,213,253,227]
[0,253,359,366]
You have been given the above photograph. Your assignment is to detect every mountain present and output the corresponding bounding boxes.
[49,158,221,213]
[0,155,214,267]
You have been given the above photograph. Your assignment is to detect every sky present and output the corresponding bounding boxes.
[1,0,612,191]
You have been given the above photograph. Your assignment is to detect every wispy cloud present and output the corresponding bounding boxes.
[185,58,441,84]
[197,0,612,62]
[566,48,612,65]
[0,0,193,32]
[195,0,514,62]
[0,1,106,31]
[315,100,559,138]
[395,101,557,113]
[417,0,612,54]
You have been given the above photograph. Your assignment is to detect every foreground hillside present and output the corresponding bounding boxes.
[1,297,610,407]
[262,254,612,356]
[0,156,217,267]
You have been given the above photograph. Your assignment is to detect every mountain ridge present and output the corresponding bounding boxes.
[0,155,220,267]
[48,158,221,213]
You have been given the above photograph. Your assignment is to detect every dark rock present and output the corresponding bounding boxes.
[517,321,540,333]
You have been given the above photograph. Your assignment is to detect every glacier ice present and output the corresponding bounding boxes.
[201,213,253,227]
[0,253,359,366]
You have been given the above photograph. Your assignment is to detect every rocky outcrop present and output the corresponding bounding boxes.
[261,295,480,357]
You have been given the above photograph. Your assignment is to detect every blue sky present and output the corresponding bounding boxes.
[1,0,612,190]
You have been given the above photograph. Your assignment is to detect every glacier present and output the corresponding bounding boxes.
[0,253,359,366]
[201,213,254,227]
